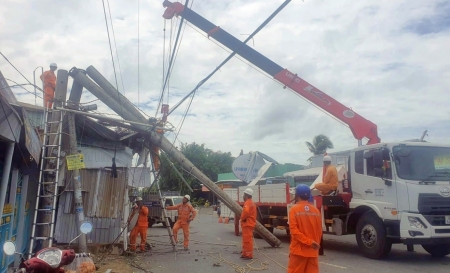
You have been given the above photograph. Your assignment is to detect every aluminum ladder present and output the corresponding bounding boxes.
[29,106,65,258]
[154,175,177,250]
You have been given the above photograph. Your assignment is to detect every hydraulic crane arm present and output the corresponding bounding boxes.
[162,1,380,145]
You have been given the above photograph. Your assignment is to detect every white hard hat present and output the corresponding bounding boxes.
[184,195,191,201]
[136,197,142,201]
[323,155,332,162]
[244,188,253,196]
[50,63,57,68]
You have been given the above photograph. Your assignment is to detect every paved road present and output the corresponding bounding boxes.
[127,208,449,273]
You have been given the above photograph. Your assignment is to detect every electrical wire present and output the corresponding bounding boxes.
[1,52,37,89]
[137,0,140,108]
[179,20,354,135]
[106,0,126,95]
[156,0,190,116]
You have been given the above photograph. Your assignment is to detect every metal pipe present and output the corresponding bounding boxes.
[85,65,147,123]
[33,66,43,106]
[148,130,281,247]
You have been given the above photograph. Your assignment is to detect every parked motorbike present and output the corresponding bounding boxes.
[2,221,93,273]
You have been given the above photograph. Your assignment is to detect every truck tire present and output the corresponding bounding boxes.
[355,210,392,259]
[422,244,450,257]
[148,218,153,228]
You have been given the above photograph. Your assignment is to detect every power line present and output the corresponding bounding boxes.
[0,52,36,87]
[169,0,292,116]
[106,0,126,95]
[101,0,120,106]
[137,0,140,108]
[156,0,190,117]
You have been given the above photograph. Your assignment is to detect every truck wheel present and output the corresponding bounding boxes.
[286,229,290,236]
[422,244,450,257]
[169,218,175,228]
[355,211,392,259]
[148,218,153,228]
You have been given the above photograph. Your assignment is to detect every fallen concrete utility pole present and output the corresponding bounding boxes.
[54,107,169,132]
[69,68,142,126]
[74,66,282,247]
[85,66,147,124]
[148,130,281,247]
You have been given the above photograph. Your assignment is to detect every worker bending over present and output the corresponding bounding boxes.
[129,197,149,252]
[240,188,257,260]
[166,195,197,250]
[313,155,338,195]
[288,184,323,273]
[40,63,57,109]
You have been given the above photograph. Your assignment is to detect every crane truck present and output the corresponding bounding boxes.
[162,1,450,259]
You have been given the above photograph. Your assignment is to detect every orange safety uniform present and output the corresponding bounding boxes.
[240,198,257,258]
[40,70,56,109]
[166,203,197,248]
[130,206,149,251]
[314,164,338,195]
[288,200,322,273]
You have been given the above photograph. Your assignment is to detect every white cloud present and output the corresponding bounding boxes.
[1,0,450,167]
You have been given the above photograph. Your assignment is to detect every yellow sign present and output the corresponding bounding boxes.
[434,156,450,170]
[66,154,86,170]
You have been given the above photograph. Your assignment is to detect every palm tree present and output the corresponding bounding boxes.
[305,134,334,155]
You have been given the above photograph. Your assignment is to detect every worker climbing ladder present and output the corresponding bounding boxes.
[29,106,65,258]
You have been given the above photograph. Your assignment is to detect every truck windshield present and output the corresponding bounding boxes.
[172,198,183,205]
[393,145,450,181]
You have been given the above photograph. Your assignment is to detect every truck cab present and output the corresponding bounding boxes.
[143,193,184,228]
[316,142,450,259]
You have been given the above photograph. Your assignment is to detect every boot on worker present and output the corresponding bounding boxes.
[166,194,197,250]
[240,188,256,260]
[311,155,338,196]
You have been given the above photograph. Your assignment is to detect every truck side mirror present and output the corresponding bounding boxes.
[373,151,383,168]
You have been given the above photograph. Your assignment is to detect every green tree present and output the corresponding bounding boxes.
[157,142,234,194]
[305,134,334,155]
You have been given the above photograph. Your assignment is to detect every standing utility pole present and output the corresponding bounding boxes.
[66,74,87,252]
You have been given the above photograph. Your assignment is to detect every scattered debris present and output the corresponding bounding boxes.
[213,263,222,267]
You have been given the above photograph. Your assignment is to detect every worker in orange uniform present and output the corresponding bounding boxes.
[166,195,197,250]
[40,63,57,109]
[288,184,323,273]
[240,188,257,260]
[312,155,338,195]
[129,197,149,252]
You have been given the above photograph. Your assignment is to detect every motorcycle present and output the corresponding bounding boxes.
[3,221,94,273]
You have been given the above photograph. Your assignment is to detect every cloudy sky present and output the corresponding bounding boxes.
[1,0,449,166]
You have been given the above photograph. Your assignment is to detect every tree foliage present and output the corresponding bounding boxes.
[305,134,334,155]
[157,142,234,194]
